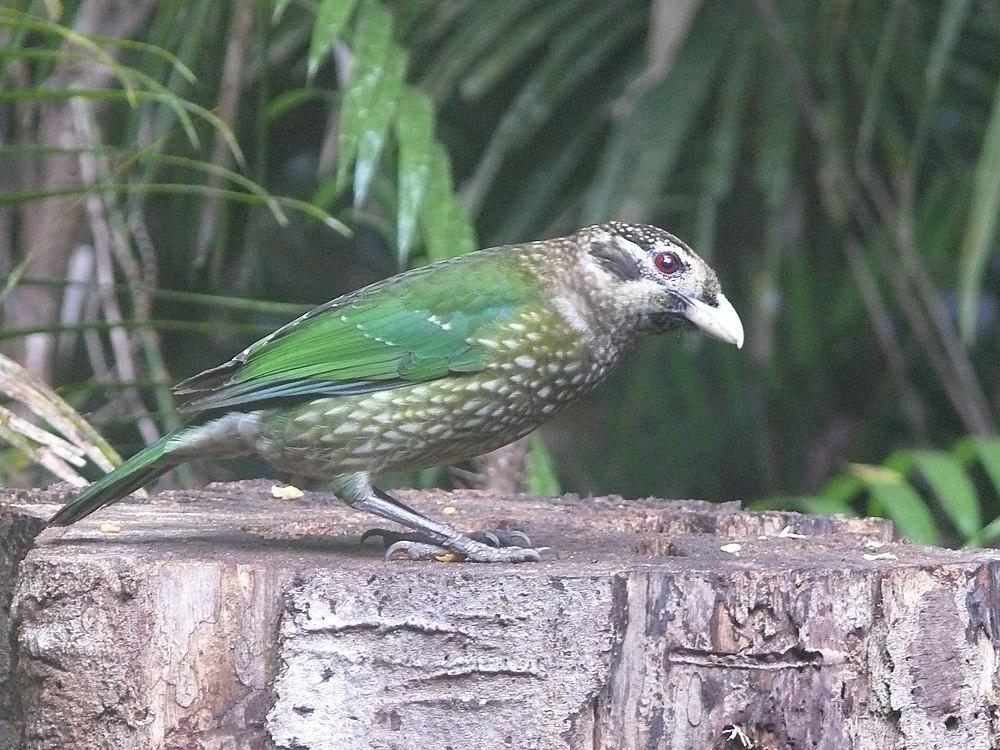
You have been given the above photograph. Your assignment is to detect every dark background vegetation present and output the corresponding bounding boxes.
[1,0,998,547]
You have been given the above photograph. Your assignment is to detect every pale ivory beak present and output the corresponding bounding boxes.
[682,293,745,349]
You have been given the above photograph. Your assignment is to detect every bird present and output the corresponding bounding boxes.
[49,222,744,562]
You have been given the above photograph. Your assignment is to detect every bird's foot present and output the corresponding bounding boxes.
[387,539,543,563]
[362,528,542,563]
[362,527,532,549]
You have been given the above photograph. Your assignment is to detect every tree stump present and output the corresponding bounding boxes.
[1,480,999,749]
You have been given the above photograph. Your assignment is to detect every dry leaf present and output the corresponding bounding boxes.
[271,484,304,500]
[864,552,897,561]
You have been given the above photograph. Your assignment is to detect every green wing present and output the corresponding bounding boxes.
[175,250,539,412]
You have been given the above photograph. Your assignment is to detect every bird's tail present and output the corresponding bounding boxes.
[48,433,179,527]
[48,411,260,527]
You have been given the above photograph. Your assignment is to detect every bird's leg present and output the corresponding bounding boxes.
[352,487,541,563]
[361,490,532,551]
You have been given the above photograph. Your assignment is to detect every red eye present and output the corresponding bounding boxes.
[654,252,681,275]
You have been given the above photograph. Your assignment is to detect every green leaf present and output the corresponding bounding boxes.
[419,0,539,101]
[490,123,596,243]
[0,9,139,104]
[420,142,474,261]
[958,437,1000,501]
[958,76,1000,342]
[331,0,393,198]
[0,87,244,167]
[466,1,636,213]
[854,463,940,546]
[394,87,434,264]
[818,473,864,508]
[584,1,739,221]
[273,0,294,23]
[976,515,1000,546]
[459,0,579,101]
[354,45,407,205]
[800,495,857,517]
[908,450,981,539]
[524,434,560,496]
[0,183,348,234]
[17,277,310,317]
[308,0,360,80]
[264,88,339,123]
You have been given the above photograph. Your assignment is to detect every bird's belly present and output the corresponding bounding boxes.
[255,353,609,477]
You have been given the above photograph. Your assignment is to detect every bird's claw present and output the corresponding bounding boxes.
[470,529,532,548]
[363,527,534,550]
[382,538,543,563]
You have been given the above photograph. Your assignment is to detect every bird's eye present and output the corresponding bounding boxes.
[654,252,681,275]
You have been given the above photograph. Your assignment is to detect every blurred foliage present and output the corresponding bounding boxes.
[0,0,998,543]
[0,352,120,486]
[758,435,1000,547]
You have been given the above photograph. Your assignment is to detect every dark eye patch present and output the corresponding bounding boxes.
[589,240,642,280]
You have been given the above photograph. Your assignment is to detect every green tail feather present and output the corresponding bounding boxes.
[49,434,177,527]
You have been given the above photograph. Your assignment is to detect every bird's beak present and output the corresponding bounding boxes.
[681,293,745,349]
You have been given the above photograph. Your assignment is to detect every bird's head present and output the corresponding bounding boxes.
[580,221,744,348]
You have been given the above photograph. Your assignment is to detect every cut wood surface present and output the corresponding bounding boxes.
[1,480,999,749]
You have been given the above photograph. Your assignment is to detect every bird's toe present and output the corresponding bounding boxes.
[497,530,532,547]
[458,540,543,563]
[365,527,533,551]
[384,540,451,561]
[362,528,427,547]
[381,537,544,563]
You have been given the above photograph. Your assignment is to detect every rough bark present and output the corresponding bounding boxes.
[0,493,46,750]
[1,480,999,749]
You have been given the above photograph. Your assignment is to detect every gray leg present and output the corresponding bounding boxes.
[353,487,541,563]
